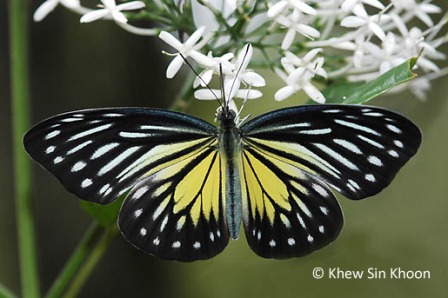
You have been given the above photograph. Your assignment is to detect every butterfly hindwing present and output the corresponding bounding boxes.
[241,104,422,201]
[23,108,217,204]
[119,143,230,261]
[240,147,343,258]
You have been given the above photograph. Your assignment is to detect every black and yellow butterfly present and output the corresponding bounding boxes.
[24,103,421,261]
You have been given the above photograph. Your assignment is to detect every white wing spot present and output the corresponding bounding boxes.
[209,232,215,242]
[368,155,383,166]
[103,113,123,117]
[296,213,306,229]
[334,139,362,154]
[99,184,110,195]
[153,237,160,245]
[134,209,143,218]
[357,135,385,149]
[347,183,356,192]
[172,241,181,248]
[315,144,359,170]
[119,132,154,138]
[319,225,325,233]
[81,179,92,188]
[46,146,56,154]
[140,228,147,236]
[269,239,276,247]
[252,229,256,236]
[307,235,314,243]
[217,230,221,238]
[299,128,332,135]
[71,161,87,172]
[348,179,360,190]
[394,140,404,148]
[287,238,296,246]
[60,117,83,123]
[160,216,168,232]
[68,124,112,141]
[91,143,120,160]
[323,109,342,113]
[312,183,329,197]
[45,130,60,140]
[387,124,402,134]
[67,140,93,155]
[389,150,399,157]
[320,206,329,215]
[257,231,261,240]
[364,112,384,117]
[54,156,64,164]
[98,146,140,176]
[193,241,201,249]
[104,188,112,197]
[365,174,376,182]
[335,119,381,136]
[132,186,149,200]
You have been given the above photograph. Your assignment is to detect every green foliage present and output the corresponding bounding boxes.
[80,196,125,227]
[322,58,418,104]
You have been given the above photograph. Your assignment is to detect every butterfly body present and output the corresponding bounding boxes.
[218,108,243,240]
[24,104,421,261]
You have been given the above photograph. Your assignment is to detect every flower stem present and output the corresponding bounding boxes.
[0,283,17,298]
[169,71,197,112]
[44,222,103,298]
[8,0,40,297]
[62,225,119,298]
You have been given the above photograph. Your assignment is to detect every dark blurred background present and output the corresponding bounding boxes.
[1,1,448,297]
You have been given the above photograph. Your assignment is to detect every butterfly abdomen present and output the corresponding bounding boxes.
[219,115,243,240]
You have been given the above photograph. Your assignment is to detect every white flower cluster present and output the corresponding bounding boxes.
[34,0,447,106]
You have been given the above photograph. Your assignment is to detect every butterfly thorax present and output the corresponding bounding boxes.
[218,107,243,240]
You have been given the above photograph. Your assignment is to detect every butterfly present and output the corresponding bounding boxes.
[24,103,421,261]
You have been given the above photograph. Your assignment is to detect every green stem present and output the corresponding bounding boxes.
[8,0,40,297]
[62,226,119,298]
[169,71,197,112]
[0,283,17,298]
[44,222,103,298]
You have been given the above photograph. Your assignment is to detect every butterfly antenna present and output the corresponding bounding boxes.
[219,63,227,110]
[179,53,222,106]
[227,44,251,103]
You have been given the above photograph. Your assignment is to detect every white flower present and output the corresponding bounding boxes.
[80,0,145,24]
[275,9,321,49]
[281,49,327,79]
[190,0,237,35]
[193,52,234,88]
[222,44,266,100]
[159,27,213,79]
[275,48,327,103]
[341,0,384,17]
[194,44,265,103]
[275,68,326,103]
[33,0,83,22]
[267,0,316,19]
[341,10,390,41]
[393,0,441,27]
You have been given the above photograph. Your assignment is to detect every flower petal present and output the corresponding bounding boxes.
[166,55,184,79]
[159,31,184,51]
[275,86,295,101]
[33,0,59,22]
[80,9,109,23]
[240,72,266,87]
[117,1,145,11]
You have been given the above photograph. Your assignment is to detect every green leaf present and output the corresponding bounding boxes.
[322,57,418,104]
[80,196,125,227]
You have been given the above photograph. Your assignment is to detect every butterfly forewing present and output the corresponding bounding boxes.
[241,105,422,201]
[119,144,229,261]
[24,108,217,204]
